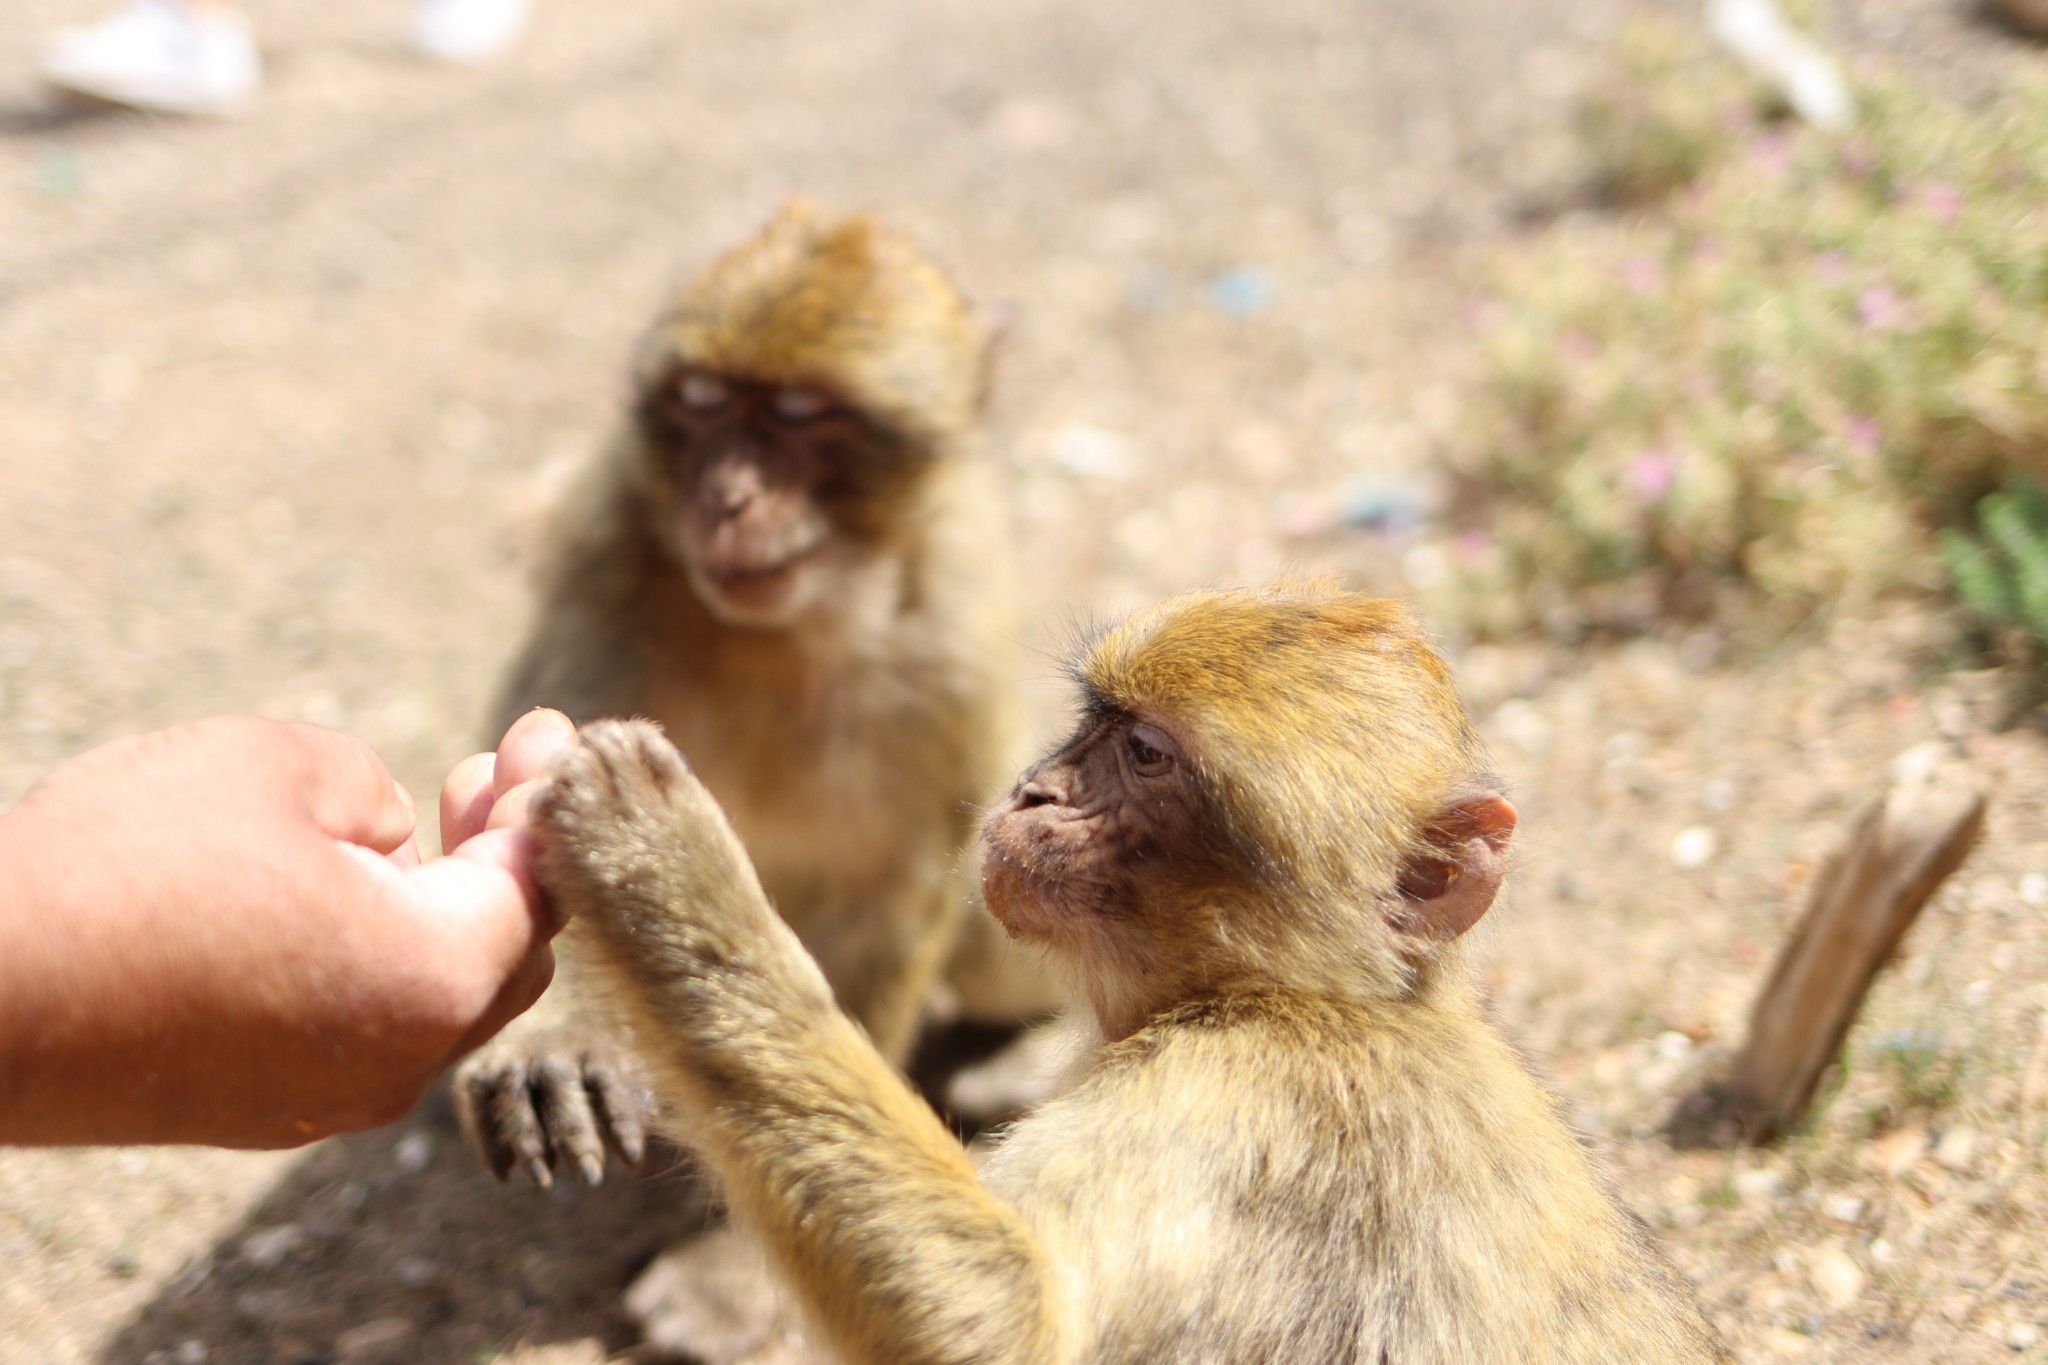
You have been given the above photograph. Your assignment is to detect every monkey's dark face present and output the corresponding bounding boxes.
[639,365,927,628]
[980,709,1218,952]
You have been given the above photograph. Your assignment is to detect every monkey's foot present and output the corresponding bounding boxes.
[626,1225,818,1364]
[453,1024,653,1187]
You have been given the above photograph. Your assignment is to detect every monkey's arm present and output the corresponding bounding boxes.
[537,721,1067,1365]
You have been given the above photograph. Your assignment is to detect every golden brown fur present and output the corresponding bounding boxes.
[456,204,1047,1192]
[531,582,1732,1364]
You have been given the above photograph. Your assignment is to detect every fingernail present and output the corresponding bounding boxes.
[391,778,415,823]
[525,1157,553,1189]
[577,1153,605,1186]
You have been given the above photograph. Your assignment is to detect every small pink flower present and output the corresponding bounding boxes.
[1627,448,1680,503]
[1844,416,1881,457]
[1622,256,1663,295]
[1813,250,1851,287]
[1455,529,1494,566]
[1857,285,1906,331]
[1920,183,1961,222]
[1839,138,1878,178]
[1560,331,1600,364]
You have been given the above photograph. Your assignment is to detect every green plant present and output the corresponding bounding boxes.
[1865,1026,1960,1116]
[1940,477,2048,652]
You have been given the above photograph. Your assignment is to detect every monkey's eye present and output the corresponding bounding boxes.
[677,373,731,412]
[770,387,833,423]
[1125,723,1177,777]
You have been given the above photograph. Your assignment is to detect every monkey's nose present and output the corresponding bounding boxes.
[1014,778,1061,809]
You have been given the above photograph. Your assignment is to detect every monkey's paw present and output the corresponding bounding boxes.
[533,719,763,958]
[453,1020,654,1187]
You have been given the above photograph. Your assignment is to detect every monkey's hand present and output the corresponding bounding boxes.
[451,978,654,1188]
[533,719,835,1040]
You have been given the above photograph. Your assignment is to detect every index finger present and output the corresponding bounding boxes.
[492,709,577,797]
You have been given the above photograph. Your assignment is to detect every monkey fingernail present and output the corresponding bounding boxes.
[577,1153,605,1186]
[524,1157,554,1189]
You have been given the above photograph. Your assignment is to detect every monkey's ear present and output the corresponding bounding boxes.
[1392,789,1517,941]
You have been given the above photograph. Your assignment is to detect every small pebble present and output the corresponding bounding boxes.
[1821,1194,1865,1224]
[1735,1167,1785,1202]
[1049,424,1139,481]
[392,1131,434,1174]
[2008,1321,2042,1350]
[239,1224,307,1270]
[1758,1325,1814,1354]
[1811,1249,1866,1308]
[1934,1126,1978,1172]
[1671,826,1719,870]
[1654,1030,1694,1061]
[335,1316,412,1360]
[2019,872,2047,908]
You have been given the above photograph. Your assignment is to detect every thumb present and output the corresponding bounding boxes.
[399,826,560,1041]
[284,723,417,855]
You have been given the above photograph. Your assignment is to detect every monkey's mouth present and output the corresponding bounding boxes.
[692,545,826,621]
[707,557,803,592]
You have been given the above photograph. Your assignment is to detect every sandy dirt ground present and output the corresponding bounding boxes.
[2,0,2046,1360]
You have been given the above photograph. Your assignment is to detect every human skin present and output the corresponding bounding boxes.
[0,707,574,1148]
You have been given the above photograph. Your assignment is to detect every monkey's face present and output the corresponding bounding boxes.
[640,366,922,628]
[981,709,1221,954]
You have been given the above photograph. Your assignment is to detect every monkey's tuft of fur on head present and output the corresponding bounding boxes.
[652,201,989,443]
[1080,578,1488,909]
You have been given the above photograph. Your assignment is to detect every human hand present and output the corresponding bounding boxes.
[0,708,576,1148]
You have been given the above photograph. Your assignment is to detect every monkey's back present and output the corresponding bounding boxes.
[982,994,1730,1365]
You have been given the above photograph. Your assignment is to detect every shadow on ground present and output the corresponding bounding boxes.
[97,1086,714,1365]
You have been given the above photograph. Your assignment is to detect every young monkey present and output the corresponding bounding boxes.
[455,203,1052,1188]
[533,580,1734,1364]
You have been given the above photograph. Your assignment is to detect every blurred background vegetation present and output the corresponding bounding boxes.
[1435,18,2048,698]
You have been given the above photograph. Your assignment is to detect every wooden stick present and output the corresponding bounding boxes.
[1671,742,1987,1144]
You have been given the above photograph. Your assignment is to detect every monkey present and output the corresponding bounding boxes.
[528,579,1735,1365]
[453,202,1056,1194]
